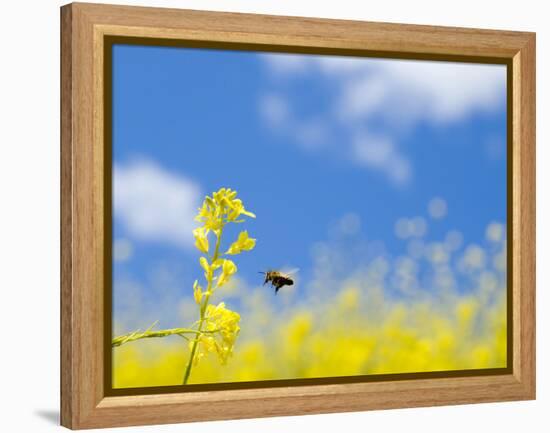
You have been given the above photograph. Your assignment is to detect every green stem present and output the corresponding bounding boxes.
[182,226,223,385]
[112,328,214,347]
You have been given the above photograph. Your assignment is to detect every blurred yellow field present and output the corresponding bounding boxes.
[114,214,507,387]
[114,292,506,387]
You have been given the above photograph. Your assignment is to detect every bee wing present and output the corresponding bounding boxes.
[281,267,300,277]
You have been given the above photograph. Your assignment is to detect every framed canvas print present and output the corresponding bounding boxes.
[60,2,536,429]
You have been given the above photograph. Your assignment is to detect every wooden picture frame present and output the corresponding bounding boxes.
[60,2,536,429]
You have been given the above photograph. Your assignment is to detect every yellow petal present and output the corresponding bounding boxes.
[241,209,256,218]
[193,227,209,254]
[218,260,237,287]
[211,258,224,270]
[225,231,256,254]
[193,282,203,304]
[225,242,240,255]
[199,257,210,273]
[205,196,215,209]
[223,259,237,275]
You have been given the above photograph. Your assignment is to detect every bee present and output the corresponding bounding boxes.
[259,269,299,294]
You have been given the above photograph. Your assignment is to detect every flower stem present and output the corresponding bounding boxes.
[182,227,223,384]
[112,327,219,348]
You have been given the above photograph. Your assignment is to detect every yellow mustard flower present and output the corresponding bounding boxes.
[185,188,254,382]
[193,280,203,305]
[190,303,241,367]
[203,302,241,364]
[217,259,237,287]
[113,187,256,385]
[226,198,256,222]
[199,256,211,279]
[205,302,240,329]
[195,200,222,232]
[193,227,209,254]
[226,231,256,255]
[195,188,255,232]
[200,257,224,284]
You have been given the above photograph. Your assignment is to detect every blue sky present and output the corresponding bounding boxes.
[111,44,507,330]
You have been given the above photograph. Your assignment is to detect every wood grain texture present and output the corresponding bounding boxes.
[75,2,532,58]
[511,35,536,395]
[60,2,536,429]
[60,4,73,428]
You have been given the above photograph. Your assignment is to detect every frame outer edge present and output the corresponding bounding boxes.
[519,34,536,398]
[61,2,536,428]
[511,33,536,399]
[61,3,75,429]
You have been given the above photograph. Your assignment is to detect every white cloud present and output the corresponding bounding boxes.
[353,133,394,166]
[340,75,390,120]
[337,59,505,125]
[113,158,201,248]
[294,118,327,150]
[259,93,327,151]
[260,54,506,186]
[113,238,133,262]
[262,53,310,75]
[264,55,505,125]
[259,93,289,129]
[352,132,411,185]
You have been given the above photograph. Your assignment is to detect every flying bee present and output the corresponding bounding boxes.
[259,268,299,294]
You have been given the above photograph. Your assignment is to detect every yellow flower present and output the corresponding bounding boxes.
[212,188,238,206]
[193,280,203,305]
[195,188,255,233]
[193,334,226,367]
[199,257,210,273]
[207,188,256,223]
[193,227,209,254]
[211,258,224,270]
[212,187,229,203]
[217,259,237,287]
[195,200,223,232]
[226,231,256,255]
[191,303,240,366]
[201,257,225,283]
[226,198,256,222]
[185,188,254,379]
[205,302,240,329]
[199,335,217,353]
[203,302,241,364]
